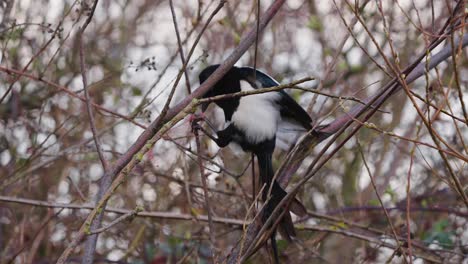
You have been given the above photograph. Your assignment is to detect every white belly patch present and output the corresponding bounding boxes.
[231,80,281,143]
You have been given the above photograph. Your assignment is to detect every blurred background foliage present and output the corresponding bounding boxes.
[0,0,466,263]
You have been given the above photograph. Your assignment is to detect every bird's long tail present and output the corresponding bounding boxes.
[256,152,296,263]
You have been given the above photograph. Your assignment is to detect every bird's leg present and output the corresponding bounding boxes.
[190,114,233,148]
[190,114,217,141]
[214,125,234,148]
[192,122,219,142]
[189,113,218,134]
[201,115,218,134]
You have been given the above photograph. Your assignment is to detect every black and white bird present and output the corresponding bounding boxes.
[194,64,312,262]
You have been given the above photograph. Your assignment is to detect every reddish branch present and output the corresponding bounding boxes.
[2,0,465,262]
[0,195,454,263]
[194,129,218,260]
[77,1,110,264]
[0,65,147,129]
[0,2,79,104]
[56,0,287,262]
[226,4,468,262]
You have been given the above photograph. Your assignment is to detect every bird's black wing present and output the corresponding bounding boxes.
[240,67,313,130]
[277,92,313,130]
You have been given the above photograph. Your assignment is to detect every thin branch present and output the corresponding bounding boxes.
[228,7,468,262]
[78,20,109,173]
[348,116,468,162]
[350,0,468,206]
[0,66,147,129]
[131,0,219,118]
[193,129,217,260]
[0,195,243,225]
[56,1,286,261]
[324,205,468,218]
[406,140,417,264]
[450,19,468,126]
[88,206,142,235]
[198,77,314,104]
[357,140,408,262]
[169,0,192,94]
[1,194,465,224]
[0,1,79,103]
[76,1,105,263]
[0,195,459,263]
[6,208,65,264]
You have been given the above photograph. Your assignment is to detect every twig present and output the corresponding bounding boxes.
[0,1,78,104]
[193,128,217,260]
[169,0,192,94]
[1,120,124,190]
[88,206,142,235]
[0,195,456,262]
[359,120,468,162]
[410,90,467,124]
[0,194,243,224]
[450,20,468,124]
[131,0,218,118]
[307,0,371,114]
[357,140,408,262]
[325,205,468,217]
[79,24,109,173]
[76,1,105,263]
[406,140,417,263]
[299,225,443,263]
[6,208,65,264]
[198,77,314,104]
[0,66,147,129]
[56,0,286,262]
[228,6,468,262]
[349,0,468,206]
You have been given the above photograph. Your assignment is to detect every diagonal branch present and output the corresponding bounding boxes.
[56,0,287,262]
[75,1,109,264]
[169,0,192,94]
[227,9,468,264]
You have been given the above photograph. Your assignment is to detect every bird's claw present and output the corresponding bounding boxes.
[190,113,204,133]
[189,113,204,123]
[191,122,202,133]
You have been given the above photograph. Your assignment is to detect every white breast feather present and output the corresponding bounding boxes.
[231,80,281,143]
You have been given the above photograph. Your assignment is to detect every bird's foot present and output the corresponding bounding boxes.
[189,113,205,133]
[188,113,206,123]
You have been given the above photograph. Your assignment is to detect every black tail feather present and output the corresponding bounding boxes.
[256,152,296,263]
[270,233,280,264]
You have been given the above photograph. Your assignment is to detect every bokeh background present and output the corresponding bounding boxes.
[0,0,467,263]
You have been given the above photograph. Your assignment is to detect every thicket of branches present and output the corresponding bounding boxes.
[0,0,467,263]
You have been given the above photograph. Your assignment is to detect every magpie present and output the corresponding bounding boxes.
[193,64,312,262]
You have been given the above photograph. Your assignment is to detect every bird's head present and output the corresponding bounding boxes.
[198,64,241,112]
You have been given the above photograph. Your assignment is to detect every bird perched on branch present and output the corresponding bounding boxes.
[192,64,312,263]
